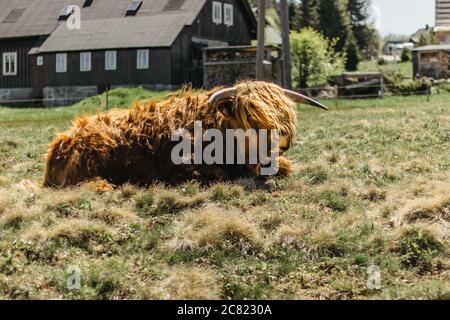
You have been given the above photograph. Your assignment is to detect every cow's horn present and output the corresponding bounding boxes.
[283,89,328,110]
[208,87,237,106]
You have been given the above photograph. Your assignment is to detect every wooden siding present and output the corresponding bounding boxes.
[0,37,43,88]
[40,48,173,91]
[171,27,194,85]
[191,0,254,45]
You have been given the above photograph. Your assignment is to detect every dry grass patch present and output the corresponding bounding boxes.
[309,225,347,257]
[0,176,10,187]
[0,190,12,214]
[154,191,205,215]
[274,224,309,249]
[0,206,33,228]
[171,208,261,253]
[26,218,112,247]
[135,189,205,216]
[151,266,220,300]
[363,186,387,202]
[45,191,93,218]
[301,164,329,185]
[259,211,284,231]
[119,183,139,199]
[209,183,244,203]
[402,195,450,223]
[91,208,138,224]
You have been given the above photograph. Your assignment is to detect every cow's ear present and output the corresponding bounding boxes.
[216,99,235,118]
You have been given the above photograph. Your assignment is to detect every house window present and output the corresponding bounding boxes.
[224,4,233,26]
[2,52,17,76]
[212,1,222,24]
[105,50,117,70]
[37,56,44,66]
[137,49,149,69]
[80,52,91,72]
[56,53,67,73]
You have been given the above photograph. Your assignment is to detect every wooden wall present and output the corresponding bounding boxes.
[0,37,44,88]
[39,48,173,92]
[191,0,255,45]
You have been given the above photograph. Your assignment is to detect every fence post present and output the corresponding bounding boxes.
[380,74,384,99]
[256,0,266,80]
[334,85,339,109]
[105,86,109,110]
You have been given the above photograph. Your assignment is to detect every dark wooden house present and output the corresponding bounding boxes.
[412,0,450,79]
[0,0,256,106]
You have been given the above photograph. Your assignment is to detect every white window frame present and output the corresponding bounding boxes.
[80,52,91,72]
[105,50,117,71]
[2,52,17,76]
[224,3,233,27]
[37,56,44,66]
[136,49,149,69]
[56,53,67,73]
[212,1,222,25]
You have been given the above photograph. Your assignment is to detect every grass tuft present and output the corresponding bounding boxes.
[209,183,244,203]
[134,191,155,215]
[402,195,450,223]
[171,208,260,254]
[27,219,112,248]
[150,266,220,300]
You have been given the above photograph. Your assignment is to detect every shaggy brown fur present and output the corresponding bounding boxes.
[44,81,298,187]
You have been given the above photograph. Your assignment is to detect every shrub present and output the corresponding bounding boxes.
[377,57,387,65]
[397,228,443,271]
[384,71,432,95]
[401,48,412,62]
[290,28,346,88]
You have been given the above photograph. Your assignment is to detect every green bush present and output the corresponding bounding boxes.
[401,48,412,62]
[377,57,387,65]
[290,28,346,88]
[398,228,443,271]
[384,71,432,95]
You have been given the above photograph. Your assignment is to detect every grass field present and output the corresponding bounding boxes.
[0,88,449,300]
[358,60,413,79]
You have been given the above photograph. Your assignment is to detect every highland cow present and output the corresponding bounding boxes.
[44,81,327,187]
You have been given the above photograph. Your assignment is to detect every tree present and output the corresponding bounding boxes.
[347,0,379,58]
[401,48,411,62]
[291,28,346,88]
[345,31,360,71]
[288,0,301,30]
[299,0,320,30]
[318,0,351,53]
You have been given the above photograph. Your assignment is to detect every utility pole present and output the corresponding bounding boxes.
[279,0,292,89]
[256,0,266,80]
